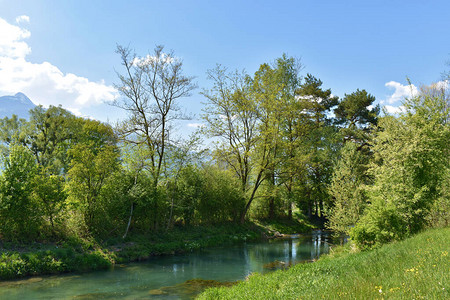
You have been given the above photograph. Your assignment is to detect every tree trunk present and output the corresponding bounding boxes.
[269,197,275,219]
[268,169,276,219]
[319,198,324,219]
[166,195,174,232]
[240,170,264,224]
[288,202,292,220]
[123,202,134,239]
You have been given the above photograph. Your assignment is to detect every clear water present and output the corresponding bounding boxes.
[0,230,341,299]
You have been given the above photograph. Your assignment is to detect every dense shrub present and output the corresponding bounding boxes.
[0,144,40,241]
[350,86,450,248]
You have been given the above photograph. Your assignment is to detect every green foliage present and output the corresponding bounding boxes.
[327,142,369,234]
[297,74,339,125]
[27,105,79,173]
[199,166,245,223]
[0,144,40,240]
[351,85,450,248]
[0,105,123,240]
[202,65,260,222]
[202,57,338,223]
[335,89,378,125]
[0,247,115,280]
[31,168,67,233]
[0,115,28,156]
[350,199,407,249]
[293,74,340,219]
[66,143,120,231]
[171,165,204,225]
[254,217,315,234]
[428,169,450,227]
[115,223,261,261]
[170,165,245,225]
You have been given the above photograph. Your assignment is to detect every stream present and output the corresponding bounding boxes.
[0,230,343,299]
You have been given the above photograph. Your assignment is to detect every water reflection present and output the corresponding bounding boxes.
[0,231,342,299]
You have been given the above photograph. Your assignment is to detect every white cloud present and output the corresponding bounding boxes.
[384,81,418,104]
[0,18,31,58]
[384,105,405,114]
[0,17,117,116]
[187,123,205,128]
[15,15,30,24]
[430,80,449,91]
[132,53,177,67]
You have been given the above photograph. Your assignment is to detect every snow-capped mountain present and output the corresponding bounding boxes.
[0,92,36,119]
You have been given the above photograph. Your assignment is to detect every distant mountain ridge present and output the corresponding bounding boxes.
[0,92,36,119]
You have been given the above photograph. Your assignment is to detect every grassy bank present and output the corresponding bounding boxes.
[254,217,316,235]
[199,227,450,299]
[1,221,308,281]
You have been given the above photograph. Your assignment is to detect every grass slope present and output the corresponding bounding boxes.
[199,227,449,299]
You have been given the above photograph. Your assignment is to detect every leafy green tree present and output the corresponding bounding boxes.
[295,74,339,219]
[0,115,29,156]
[202,66,262,223]
[77,118,117,149]
[251,62,284,220]
[297,74,339,127]
[164,133,205,230]
[198,165,245,223]
[31,168,66,234]
[27,105,79,174]
[171,165,204,225]
[327,142,368,234]
[66,143,120,231]
[0,144,39,240]
[203,56,305,223]
[119,143,149,238]
[351,84,450,248]
[326,89,379,233]
[252,55,304,220]
[334,89,379,146]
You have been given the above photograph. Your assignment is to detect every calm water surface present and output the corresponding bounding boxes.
[0,230,342,299]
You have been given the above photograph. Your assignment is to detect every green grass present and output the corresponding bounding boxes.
[0,247,115,280]
[254,217,316,235]
[198,227,450,299]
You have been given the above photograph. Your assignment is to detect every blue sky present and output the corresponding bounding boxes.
[1,0,449,133]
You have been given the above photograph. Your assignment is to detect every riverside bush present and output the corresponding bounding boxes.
[0,248,114,280]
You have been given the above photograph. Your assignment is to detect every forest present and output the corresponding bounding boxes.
[0,46,449,251]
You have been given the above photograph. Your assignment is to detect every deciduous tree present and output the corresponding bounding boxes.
[115,45,197,187]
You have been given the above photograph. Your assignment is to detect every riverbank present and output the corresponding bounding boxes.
[199,227,450,299]
[0,219,314,281]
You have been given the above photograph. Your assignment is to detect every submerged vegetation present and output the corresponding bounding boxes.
[0,46,448,287]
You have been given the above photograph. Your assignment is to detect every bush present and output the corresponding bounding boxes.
[0,144,41,241]
[350,199,406,249]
